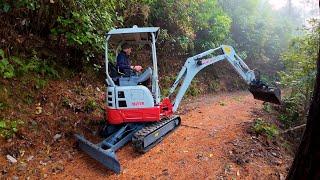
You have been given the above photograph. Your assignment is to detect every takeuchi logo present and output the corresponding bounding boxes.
[132,102,144,106]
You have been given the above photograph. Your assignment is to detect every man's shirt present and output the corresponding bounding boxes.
[116,51,131,75]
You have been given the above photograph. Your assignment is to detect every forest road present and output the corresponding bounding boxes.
[53,91,291,179]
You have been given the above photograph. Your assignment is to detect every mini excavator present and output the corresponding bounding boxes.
[75,26,281,173]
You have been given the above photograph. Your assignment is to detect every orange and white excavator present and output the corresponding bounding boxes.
[75,26,281,173]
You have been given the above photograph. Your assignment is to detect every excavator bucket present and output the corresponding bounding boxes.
[249,84,281,104]
[75,134,121,173]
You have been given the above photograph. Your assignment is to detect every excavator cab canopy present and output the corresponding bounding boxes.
[105,26,162,104]
[107,26,160,45]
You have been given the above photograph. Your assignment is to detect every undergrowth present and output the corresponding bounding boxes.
[0,49,59,80]
[84,98,98,113]
[277,95,304,128]
[252,118,279,139]
[0,119,24,139]
[160,75,204,98]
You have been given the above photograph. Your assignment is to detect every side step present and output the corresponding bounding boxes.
[132,116,181,153]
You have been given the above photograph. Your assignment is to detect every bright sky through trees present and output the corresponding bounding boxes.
[268,0,319,21]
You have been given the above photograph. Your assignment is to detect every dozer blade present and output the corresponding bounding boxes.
[75,134,121,173]
[249,85,281,104]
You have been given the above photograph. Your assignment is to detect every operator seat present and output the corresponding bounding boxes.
[108,62,152,86]
[118,67,152,86]
[108,62,122,85]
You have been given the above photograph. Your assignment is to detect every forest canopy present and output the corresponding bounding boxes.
[1,0,315,65]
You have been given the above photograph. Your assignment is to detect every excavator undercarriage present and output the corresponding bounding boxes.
[75,116,181,173]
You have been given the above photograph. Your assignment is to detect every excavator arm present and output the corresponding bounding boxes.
[168,45,281,112]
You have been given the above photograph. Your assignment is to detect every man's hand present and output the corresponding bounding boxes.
[132,65,143,72]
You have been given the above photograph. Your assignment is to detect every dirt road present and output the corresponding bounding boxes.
[52,91,291,179]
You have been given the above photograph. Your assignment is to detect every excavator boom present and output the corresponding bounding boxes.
[168,45,281,112]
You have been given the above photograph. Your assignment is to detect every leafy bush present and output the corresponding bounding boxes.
[252,118,279,139]
[277,96,302,127]
[0,0,39,12]
[84,98,98,113]
[0,119,24,139]
[51,0,120,57]
[263,103,273,113]
[35,78,48,89]
[0,102,8,110]
[186,80,203,97]
[208,79,220,92]
[278,19,319,126]
[160,75,176,97]
[0,49,15,78]
[219,0,296,75]
[0,49,59,79]
[150,0,231,52]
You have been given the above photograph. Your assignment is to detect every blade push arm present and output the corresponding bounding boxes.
[168,45,256,112]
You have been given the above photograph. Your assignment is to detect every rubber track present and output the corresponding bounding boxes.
[132,116,181,153]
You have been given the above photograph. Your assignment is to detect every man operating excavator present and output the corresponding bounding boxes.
[76,26,281,173]
[116,43,152,86]
[116,43,143,75]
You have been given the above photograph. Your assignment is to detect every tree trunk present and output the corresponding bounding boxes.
[286,48,320,179]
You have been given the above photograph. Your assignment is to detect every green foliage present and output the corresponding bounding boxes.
[0,102,7,110]
[52,0,120,58]
[208,79,220,92]
[219,0,296,74]
[0,0,39,12]
[35,78,48,89]
[2,0,120,64]
[160,75,203,97]
[278,19,319,125]
[252,118,279,139]
[0,49,59,79]
[150,0,231,52]
[280,19,318,91]
[277,96,302,127]
[186,80,203,97]
[263,103,273,113]
[0,49,15,78]
[3,53,54,81]
[84,98,98,113]
[160,75,176,97]
[0,119,24,139]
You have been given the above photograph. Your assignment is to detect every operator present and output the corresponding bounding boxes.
[116,43,152,86]
[116,43,143,76]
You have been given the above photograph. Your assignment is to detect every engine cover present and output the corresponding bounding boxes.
[106,86,160,124]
